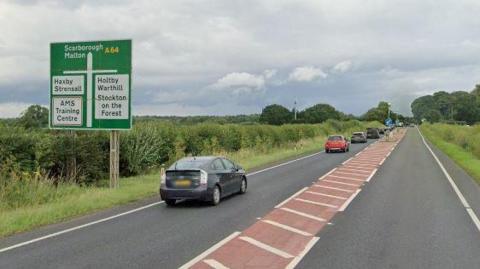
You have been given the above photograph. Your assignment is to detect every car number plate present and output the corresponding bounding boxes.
[175,179,191,187]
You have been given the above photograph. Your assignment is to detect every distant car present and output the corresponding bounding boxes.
[378,128,385,135]
[160,156,247,206]
[366,128,380,139]
[325,135,350,153]
[351,132,367,143]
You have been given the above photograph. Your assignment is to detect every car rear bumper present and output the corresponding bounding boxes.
[160,186,212,201]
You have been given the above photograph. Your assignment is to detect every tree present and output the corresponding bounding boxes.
[301,104,341,123]
[411,95,437,122]
[451,91,480,124]
[18,105,49,129]
[259,104,292,125]
[363,101,392,123]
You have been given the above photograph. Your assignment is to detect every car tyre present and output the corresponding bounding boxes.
[211,185,221,206]
[238,177,247,194]
[165,199,176,206]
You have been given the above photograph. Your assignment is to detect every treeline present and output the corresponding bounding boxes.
[0,120,375,185]
[260,101,407,125]
[411,85,480,124]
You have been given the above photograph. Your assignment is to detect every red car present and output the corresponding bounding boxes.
[325,135,350,153]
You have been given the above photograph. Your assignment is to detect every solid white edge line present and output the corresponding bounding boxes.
[379,157,386,166]
[365,168,378,182]
[279,207,326,222]
[338,189,361,211]
[0,201,164,254]
[203,259,230,269]
[239,236,294,258]
[294,198,338,208]
[0,150,324,254]
[418,127,480,233]
[285,237,320,269]
[342,157,352,165]
[247,151,323,177]
[261,220,312,236]
[179,231,241,269]
[319,168,337,180]
[275,187,308,208]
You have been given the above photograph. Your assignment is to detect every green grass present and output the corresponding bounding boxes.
[0,136,325,238]
[421,124,480,184]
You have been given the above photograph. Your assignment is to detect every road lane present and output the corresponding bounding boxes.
[298,128,480,269]
[0,141,373,269]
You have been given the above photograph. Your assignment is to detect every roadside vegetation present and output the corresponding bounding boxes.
[0,116,383,237]
[421,123,480,184]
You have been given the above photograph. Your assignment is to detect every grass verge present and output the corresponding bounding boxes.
[0,136,326,238]
[421,125,480,184]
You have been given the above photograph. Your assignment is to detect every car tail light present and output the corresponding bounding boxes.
[200,170,208,185]
[160,171,166,185]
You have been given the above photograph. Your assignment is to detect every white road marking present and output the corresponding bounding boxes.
[322,179,358,187]
[347,159,381,165]
[379,157,386,165]
[344,165,377,170]
[337,167,372,173]
[279,207,326,222]
[313,185,354,193]
[285,237,320,269]
[342,157,352,165]
[327,174,364,181]
[365,168,378,182]
[179,232,241,269]
[345,161,378,167]
[239,236,294,258]
[332,172,367,181]
[0,151,325,254]
[0,201,165,254]
[338,189,361,211]
[294,198,338,208]
[261,220,312,236]
[418,127,480,233]
[319,168,337,180]
[305,191,348,200]
[274,187,308,208]
[203,259,230,269]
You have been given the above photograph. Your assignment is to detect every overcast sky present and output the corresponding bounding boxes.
[1,0,480,118]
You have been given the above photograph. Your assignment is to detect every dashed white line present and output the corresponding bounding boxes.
[313,185,354,193]
[261,220,312,236]
[279,207,326,222]
[203,259,230,269]
[305,191,348,200]
[239,236,294,259]
[179,231,241,269]
[294,198,338,208]
[274,187,308,209]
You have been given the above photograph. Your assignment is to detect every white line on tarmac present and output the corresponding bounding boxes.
[322,179,359,187]
[305,191,348,200]
[285,237,320,269]
[328,174,364,181]
[418,127,480,233]
[319,168,337,180]
[239,236,294,258]
[0,150,325,254]
[337,167,372,173]
[342,157,352,165]
[365,169,378,182]
[338,189,361,211]
[0,201,165,254]
[279,207,326,222]
[294,198,338,208]
[179,232,241,269]
[261,220,312,236]
[313,185,354,193]
[203,259,230,269]
[275,187,308,208]
[332,172,368,180]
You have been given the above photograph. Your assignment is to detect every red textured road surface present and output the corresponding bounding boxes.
[182,132,406,269]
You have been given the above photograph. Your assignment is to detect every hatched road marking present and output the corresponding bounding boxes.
[239,236,295,259]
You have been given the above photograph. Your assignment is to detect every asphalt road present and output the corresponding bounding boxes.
[1,128,479,269]
[298,128,480,269]
[0,139,373,269]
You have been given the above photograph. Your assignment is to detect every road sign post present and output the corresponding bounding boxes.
[50,40,132,188]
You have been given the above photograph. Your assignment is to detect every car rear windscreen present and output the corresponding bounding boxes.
[328,136,343,141]
[170,159,210,170]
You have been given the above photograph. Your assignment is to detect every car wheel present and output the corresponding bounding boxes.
[165,199,176,206]
[211,185,221,206]
[238,177,247,194]
[325,149,329,153]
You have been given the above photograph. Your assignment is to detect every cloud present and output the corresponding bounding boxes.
[332,60,352,73]
[210,72,266,93]
[288,66,327,82]
[0,102,32,118]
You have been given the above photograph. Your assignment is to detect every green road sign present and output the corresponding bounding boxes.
[50,40,132,130]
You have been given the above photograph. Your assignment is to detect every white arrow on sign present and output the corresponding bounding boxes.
[63,52,117,127]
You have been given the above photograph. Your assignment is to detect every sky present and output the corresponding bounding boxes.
[1,0,480,118]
